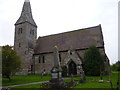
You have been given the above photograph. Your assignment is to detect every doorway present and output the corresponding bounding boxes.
[68,61,77,75]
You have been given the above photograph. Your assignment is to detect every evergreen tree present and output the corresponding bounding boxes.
[2,45,21,80]
[83,46,104,76]
[110,61,120,71]
[62,66,68,77]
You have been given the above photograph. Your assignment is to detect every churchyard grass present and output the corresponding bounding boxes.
[8,72,119,89]
[74,71,119,88]
[2,74,50,86]
[3,72,118,88]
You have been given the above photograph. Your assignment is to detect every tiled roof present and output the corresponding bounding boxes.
[35,25,104,53]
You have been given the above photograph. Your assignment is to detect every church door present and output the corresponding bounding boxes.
[68,61,77,75]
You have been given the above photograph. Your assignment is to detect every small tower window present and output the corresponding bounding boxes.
[30,30,31,34]
[18,28,22,34]
[20,28,22,33]
[30,29,34,35]
[19,43,21,47]
[32,30,34,35]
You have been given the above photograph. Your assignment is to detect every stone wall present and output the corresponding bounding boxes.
[34,47,110,75]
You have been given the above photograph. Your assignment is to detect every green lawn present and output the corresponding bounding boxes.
[2,74,50,86]
[3,72,119,89]
[74,71,119,88]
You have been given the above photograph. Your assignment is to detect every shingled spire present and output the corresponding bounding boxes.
[25,0,30,2]
[15,0,37,27]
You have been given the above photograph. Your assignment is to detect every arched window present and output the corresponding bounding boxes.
[42,56,45,63]
[39,55,41,63]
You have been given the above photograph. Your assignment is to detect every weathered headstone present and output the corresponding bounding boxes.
[77,64,86,83]
[49,46,65,88]
[80,70,86,83]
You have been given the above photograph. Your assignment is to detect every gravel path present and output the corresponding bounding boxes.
[1,80,48,88]
[1,77,70,88]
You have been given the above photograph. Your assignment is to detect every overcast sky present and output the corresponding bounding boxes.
[0,0,118,65]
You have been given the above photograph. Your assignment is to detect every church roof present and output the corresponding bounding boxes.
[35,25,104,54]
[15,0,37,27]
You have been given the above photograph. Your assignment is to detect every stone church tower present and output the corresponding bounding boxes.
[14,0,37,75]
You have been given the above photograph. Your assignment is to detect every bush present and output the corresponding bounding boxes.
[83,46,104,76]
[110,61,120,71]
[62,66,68,77]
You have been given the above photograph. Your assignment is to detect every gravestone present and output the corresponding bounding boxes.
[77,64,86,83]
[49,46,65,88]
[80,70,86,83]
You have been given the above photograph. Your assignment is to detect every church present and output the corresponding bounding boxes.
[14,0,110,75]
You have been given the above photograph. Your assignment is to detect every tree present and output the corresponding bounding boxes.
[83,46,104,76]
[2,45,21,80]
[110,61,120,71]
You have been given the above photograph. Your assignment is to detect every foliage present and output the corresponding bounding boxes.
[83,46,104,76]
[2,45,21,80]
[62,66,68,77]
[110,61,120,71]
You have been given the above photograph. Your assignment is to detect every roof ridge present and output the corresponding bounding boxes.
[38,24,101,39]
